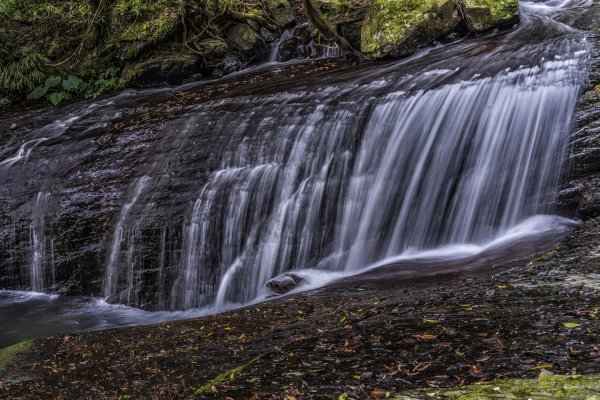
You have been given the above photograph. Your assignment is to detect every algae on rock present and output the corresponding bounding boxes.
[360,0,520,58]
[361,0,460,58]
[0,341,32,373]
[394,373,600,400]
[461,0,520,32]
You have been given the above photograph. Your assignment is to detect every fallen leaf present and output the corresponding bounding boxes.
[528,364,553,371]
[415,334,438,340]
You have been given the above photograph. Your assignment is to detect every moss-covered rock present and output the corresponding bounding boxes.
[0,341,32,372]
[394,373,600,399]
[460,0,520,32]
[122,53,201,87]
[361,0,460,58]
[108,0,181,61]
[265,0,297,27]
[227,23,264,53]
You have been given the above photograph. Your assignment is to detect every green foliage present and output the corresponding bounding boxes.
[0,52,48,93]
[0,0,22,20]
[27,75,74,105]
[27,68,126,106]
[81,68,126,99]
[0,0,90,23]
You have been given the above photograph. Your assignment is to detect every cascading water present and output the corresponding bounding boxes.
[0,0,592,319]
[103,176,151,304]
[29,192,52,291]
[269,29,293,62]
[163,0,590,310]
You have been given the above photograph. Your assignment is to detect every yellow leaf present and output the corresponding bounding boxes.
[563,322,582,329]
[529,364,553,371]
[415,334,438,340]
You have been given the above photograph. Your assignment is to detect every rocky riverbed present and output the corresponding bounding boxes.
[0,218,599,399]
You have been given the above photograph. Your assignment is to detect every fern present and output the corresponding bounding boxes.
[0,52,48,94]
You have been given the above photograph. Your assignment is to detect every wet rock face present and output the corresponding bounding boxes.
[360,0,520,58]
[267,273,304,294]
[559,8,600,220]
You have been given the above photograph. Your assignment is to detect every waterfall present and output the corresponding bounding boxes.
[269,29,293,62]
[103,176,151,303]
[168,52,586,309]
[0,0,591,312]
[29,192,52,292]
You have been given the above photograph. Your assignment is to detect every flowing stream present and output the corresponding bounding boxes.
[0,0,592,346]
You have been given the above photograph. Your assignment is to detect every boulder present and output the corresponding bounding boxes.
[265,0,296,28]
[361,0,461,58]
[222,53,243,73]
[122,54,201,87]
[460,0,520,33]
[196,38,229,56]
[266,273,304,294]
[361,0,520,58]
[227,23,262,53]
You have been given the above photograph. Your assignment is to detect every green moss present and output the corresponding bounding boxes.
[361,0,459,57]
[394,373,600,399]
[0,341,33,372]
[529,247,559,264]
[192,357,260,395]
[108,0,181,60]
[460,0,520,32]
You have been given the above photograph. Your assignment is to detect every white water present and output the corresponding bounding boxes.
[269,29,293,62]
[103,176,151,304]
[29,192,52,292]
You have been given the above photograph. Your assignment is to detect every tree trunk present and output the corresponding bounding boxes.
[301,0,352,52]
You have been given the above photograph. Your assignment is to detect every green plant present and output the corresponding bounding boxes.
[27,68,126,106]
[27,74,83,105]
[0,52,48,93]
[81,67,126,99]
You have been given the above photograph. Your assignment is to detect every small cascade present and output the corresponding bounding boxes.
[29,192,52,291]
[322,41,341,58]
[103,176,151,303]
[269,29,293,62]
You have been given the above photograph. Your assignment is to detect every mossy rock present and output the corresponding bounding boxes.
[361,0,460,58]
[122,53,201,87]
[0,341,32,373]
[393,373,600,399]
[227,23,262,53]
[265,0,296,27]
[460,0,520,32]
[108,0,181,61]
